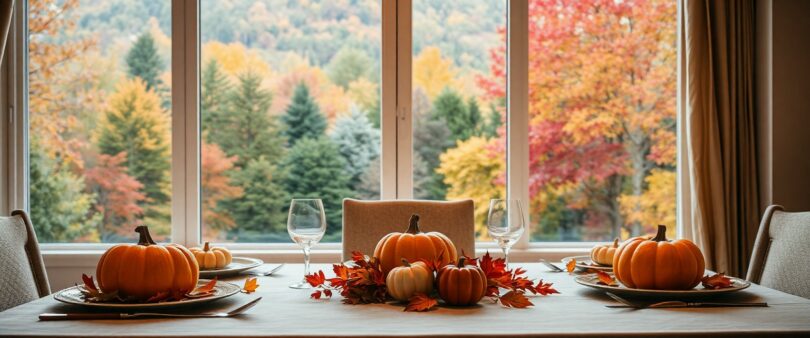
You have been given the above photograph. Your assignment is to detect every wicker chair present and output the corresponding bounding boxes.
[0,210,50,312]
[746,205,810,299]
[342,199,475,261]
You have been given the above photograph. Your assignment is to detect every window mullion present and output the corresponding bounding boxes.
[507,0,530,250]
[395,0,413,199]
[380,0,398,200]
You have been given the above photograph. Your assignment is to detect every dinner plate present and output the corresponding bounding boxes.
[54,279,241,309]
[575,273,751,299]
[561,255,613,272]
[199,257,264,278]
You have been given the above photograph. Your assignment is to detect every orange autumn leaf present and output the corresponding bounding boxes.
[243,277,259,293]
[192,277,218,294]
[499,290,533,308]
[305,270,327,288]
[404,293,438,312]
[596,270,617,286]
[566,259,576,273]
[701,273,733,289]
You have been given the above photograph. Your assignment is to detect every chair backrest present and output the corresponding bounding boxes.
[746,205,810,299]
[342,199,475,261]
[0,210,50,312]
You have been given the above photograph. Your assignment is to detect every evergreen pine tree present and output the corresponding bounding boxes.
[481,103,503,138]
[467,97,482,137]
[29,148,100,242]
[223,156,289,237]
[330,106,380,188]
[413,108,453,200]
[201,59,232,138]
[126,32,163,92]
[432,88,475,141]
[97,78,171,230]
[208,72,285,167]
[282,137,353,238]
[281,83,327,146]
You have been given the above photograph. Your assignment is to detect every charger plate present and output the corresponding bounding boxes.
[54,279,241,310]
[575,273,751,299]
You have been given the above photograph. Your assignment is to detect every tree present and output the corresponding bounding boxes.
[201,142,244,238]
[207,72,285,168]
[126,32,164,92]
[282,137,353,237]
[223,157,289,238]
[355,158,381,200]
[97,78,171,231]
[281,83,327,146]
[479,0,677,238]
[413,47,458,100]
[437,137,505,237]
[201,59,232,135]
[29,149,99,243]
[330,107,380,188]
[481,103,503,138]
[84,152,146,242]
[327,47,373,89]
[413,106,454,200]
[432,88,479,141]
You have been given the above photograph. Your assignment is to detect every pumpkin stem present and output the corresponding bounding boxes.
[458,257,466,267]
[203,242,210,252]
[612,238,619,247]
[405,214,421,234]
[135,225,156,246]
[652,225,668,242]
[401,258,411,267]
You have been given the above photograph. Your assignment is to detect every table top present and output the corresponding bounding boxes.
[1,263,809,338]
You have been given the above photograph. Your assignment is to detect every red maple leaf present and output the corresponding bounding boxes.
[404,293,438,312]
[533,280,559,295]
[81,274,98,292]
[701,273,734,289]
[305,270,327,287]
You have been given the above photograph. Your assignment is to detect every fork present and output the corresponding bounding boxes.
[539,259,565,272]
[247,263,285,276]
[605,292,767,309]
[39,297,262,320]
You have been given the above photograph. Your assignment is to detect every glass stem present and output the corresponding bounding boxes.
[502,246,510,269]
[303,244,312,277]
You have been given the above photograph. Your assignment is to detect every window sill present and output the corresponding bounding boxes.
[41,246,590,268]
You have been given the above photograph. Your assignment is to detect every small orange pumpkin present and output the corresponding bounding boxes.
[190,242,232,270]
[613,225,705,290]
[96,226,199,300]
[373,214,458,275]
[590,238,619,266]
[436,257,487,306]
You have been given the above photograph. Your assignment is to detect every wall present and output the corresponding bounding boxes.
[757,0,810,213]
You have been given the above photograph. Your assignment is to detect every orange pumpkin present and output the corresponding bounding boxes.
[613,225,705,290]
[96,226,199,300]
[590,238,619,266]
[436,257,487,306]
[374,214,458,275]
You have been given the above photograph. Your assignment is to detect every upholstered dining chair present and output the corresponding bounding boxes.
[0,210,51,312]
[746,205,810,299]
[342,199,475,261]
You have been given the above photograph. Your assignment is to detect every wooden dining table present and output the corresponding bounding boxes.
[1,263,809,337]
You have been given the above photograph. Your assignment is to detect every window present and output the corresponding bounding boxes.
[27,0,172,243]
[199,0,382,243]
[8,0,678,252]
[524,1,678,241]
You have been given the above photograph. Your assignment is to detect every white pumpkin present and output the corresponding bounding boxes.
[385,260,434,302]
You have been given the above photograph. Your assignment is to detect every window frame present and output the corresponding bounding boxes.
[0,0,673,264]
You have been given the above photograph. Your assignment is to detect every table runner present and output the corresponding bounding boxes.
[1,263,809,337]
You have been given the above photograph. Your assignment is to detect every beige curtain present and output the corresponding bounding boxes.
[0,0,13,64]
[682,0,760,278]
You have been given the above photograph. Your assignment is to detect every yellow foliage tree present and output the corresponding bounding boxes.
[437,137,505,237]
[413,47,458,100]
[347,77,379,116]
[618,169,677,238]
[202,41,273,80]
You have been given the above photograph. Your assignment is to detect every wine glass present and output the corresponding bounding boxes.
[487,199,525,268]
[287,199,326,289]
